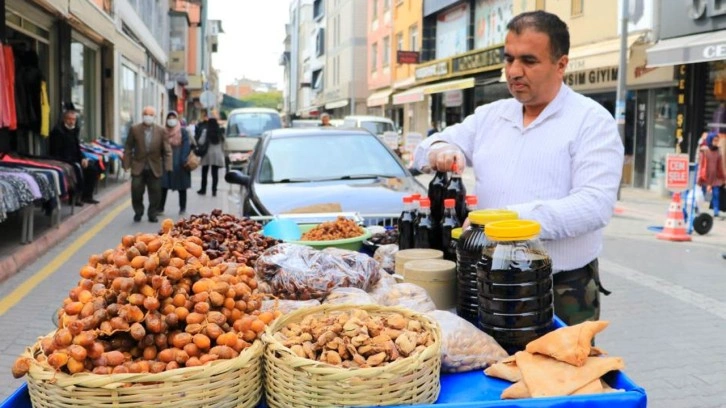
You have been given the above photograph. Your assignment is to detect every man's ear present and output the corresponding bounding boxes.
[558,55,568,75]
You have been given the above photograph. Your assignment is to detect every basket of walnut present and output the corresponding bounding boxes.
[262,304,442,407]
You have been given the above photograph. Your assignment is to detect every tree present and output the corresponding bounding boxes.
[240,90,282,110]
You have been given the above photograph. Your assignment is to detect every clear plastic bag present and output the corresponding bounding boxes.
[323,287,377,305]
[255,243,381,300]
[373,244,398,274]
[261,299,321,314]
[373,282,437,313]
[426,310,509,373]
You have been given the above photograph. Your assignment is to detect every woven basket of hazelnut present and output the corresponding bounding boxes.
[11,219,275,408]
[262,303,442,407]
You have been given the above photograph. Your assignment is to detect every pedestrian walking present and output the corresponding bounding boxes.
[48,108,100,205]
[196,117,225,197]
[159,111,191,215]
[123,106,172,222]
[698,132,725,219]
[427,120,439,137]
[414,10,623,326]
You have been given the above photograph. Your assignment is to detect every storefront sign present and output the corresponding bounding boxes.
[664,154,689,191]
[659,0,726,38]
[451,46,503,75]
[675,64,687,153]
[443,90,463,107]
[564,67,619,89]
[436,3,469,59]
[397,51,420,64]
[415,61,449,81]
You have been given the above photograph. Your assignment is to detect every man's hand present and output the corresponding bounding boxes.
[81,158,89,169]
[427,142,466,173]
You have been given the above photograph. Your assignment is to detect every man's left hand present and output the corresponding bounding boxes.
[81,158,88,168]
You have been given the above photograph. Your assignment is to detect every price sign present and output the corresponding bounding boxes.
[665,154,689,192]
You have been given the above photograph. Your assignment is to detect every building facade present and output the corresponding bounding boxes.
[366,0,394,117]
[389,0,423,134]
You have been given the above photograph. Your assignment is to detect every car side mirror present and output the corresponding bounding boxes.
[225,170,251,187]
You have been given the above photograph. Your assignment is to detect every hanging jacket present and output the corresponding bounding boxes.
[40,81,50,137]
[3,46,17,130]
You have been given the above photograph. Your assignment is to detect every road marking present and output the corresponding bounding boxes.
[0,200,131,317]
[600,258,726,320]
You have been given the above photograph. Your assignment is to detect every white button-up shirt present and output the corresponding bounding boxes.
[413,84,624,272]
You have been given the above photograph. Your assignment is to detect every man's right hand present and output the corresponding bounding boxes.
[427,142,466,173]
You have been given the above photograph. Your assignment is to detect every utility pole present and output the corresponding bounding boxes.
[615,0,629,199]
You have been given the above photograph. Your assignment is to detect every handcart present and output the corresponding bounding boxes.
[685,162,713,235]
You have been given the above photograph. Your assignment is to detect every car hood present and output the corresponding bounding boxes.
[252,177,425,215]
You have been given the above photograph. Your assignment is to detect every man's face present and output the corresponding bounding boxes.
[64,113,77,129]
[322,116,330,125]
[504,28,567,109]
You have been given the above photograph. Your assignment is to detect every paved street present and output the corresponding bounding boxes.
[1,171,726,407]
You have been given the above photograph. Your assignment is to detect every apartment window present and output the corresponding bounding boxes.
[409,25,418,52]
[312,69,323,90]
[536,0,545,9]
[383,35,390,67]
[371,42,378,72]
[396,32,403,52]
[372,0,378,21]
[383,0,391,11]
[316,28,325,56]
[313,0,324,20]
[571,0,583,16]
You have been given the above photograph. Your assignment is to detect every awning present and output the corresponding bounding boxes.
[69,0,116,44]
[567,35,642,72]
[366,88,392,107]
[423,78,475,94]
[325,99,349,110]
[646,31,726,67]
[392,85,426,105]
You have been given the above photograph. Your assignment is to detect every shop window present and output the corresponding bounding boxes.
[70,40,98,142]
[383,36,390,68]
[571,0,583,16]
[119,65,138,143]
[371,42,378,73]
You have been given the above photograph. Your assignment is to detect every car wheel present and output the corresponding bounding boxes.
[693,213,713,235]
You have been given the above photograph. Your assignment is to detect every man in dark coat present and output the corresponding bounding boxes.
[48,109,99,205]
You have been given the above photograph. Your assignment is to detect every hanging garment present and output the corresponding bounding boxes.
[0,45,10,128]
[40,80,49,137]
[3,46,17,130]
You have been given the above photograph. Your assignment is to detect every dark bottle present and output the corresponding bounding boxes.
[410,193,421,220]
[440,198,460,257]
[445,162,467,223]
[397,196,415,250]
[414,198,434,249]
[428,170,449,227]
[464,195,478,221]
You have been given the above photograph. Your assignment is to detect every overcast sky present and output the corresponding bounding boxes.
[208,0,289,88]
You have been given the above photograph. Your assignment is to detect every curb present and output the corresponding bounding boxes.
[0,180,131,283]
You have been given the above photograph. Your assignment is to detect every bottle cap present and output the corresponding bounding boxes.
[451,162,459,173]
[411,193,422,200]
[468,209,518,226]
[419,198,431,208]
[484,220,541,241]
[466,195,478,205]
[444,198,455,208]
[451,227,463,240]
[403,196,413,204]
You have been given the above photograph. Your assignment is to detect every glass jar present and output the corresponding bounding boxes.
[477,220,553,353]
[455,209,518,324]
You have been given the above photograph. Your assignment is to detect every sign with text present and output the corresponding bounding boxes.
[397,51,420,64]
[665,154,690,191]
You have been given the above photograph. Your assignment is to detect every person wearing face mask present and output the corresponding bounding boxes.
[123,106,172,222]
[159,111,192,215]
[414,11,623,326]
[49,109,100,205]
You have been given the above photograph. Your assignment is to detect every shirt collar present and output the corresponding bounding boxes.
[500,84,571,129]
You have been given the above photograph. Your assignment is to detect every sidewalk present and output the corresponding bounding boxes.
[0,177,131,283]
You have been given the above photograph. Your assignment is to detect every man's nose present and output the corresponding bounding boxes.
[507,60,524,78]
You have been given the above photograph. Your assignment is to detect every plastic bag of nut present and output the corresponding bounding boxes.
[425,310,509,373]
[373,283,437,313]
[322,287,377,305]
[373,244,398,274]
[254,244,381,300]
[261,299,321,314]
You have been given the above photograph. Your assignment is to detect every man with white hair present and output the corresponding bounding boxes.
[123,106,172,222]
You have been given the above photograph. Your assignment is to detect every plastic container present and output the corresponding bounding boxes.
[446,227,462,262]
[398,196,415,250]
[414,198,434,249]
[403,259,457,310]
[440,199,460,257]
[477,220,554,353]
[395,248,444,275]
[455,209,518,324]
[290,224,372,251]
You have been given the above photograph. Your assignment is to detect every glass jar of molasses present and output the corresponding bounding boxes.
[456,209,518,324]
[477,220,553,353]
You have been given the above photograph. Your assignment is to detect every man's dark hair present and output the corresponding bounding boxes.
[507,11,570,61]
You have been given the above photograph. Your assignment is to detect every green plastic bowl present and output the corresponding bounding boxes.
[287,223,373,251]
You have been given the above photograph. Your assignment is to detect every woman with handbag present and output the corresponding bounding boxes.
[197,117,225,196]
[698,132,725,220]
[160,111,192,215]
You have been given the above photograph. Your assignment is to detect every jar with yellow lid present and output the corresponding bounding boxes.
[477,220,553,353]
[455,209,518,324]
[446,227,463,262]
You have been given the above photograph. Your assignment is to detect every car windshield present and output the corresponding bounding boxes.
[257,133,406,183]
[360,121,395,135]
[227,112,282,137]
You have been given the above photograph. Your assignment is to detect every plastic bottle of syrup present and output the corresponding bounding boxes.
[414,198,434,249]
[398,196,415,250]
[465,195,478,221]
[428,170,449,227]
[445,162,467,223]
[440,198,461,257]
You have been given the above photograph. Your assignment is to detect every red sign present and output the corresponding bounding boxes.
[665,154,690,192]
[397,51,420,64]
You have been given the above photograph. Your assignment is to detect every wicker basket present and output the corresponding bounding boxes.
[22,333,263,408]
[262,304,442,407]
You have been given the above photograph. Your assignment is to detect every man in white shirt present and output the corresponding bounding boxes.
[414,10,624,326]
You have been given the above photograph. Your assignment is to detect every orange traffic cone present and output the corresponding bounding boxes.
[656,192,692,242]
